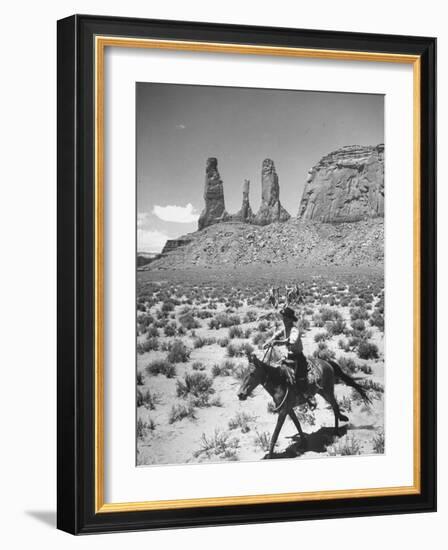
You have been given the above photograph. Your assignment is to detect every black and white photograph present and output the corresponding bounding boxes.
[136,83,385,466]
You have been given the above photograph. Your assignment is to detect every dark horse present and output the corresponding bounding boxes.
[237,353,370,458]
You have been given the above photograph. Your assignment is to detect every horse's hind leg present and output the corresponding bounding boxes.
[268,410,287,458]
[289,409,304,438]
[322,391,342,434]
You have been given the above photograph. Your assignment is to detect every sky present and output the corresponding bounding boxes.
[136,83,384,253]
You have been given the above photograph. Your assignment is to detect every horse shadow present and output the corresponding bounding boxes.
[263,425,348,460]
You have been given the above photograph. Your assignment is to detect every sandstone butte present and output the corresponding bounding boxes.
[141,144,385,269]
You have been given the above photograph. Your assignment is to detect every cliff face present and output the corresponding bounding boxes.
[298,144,384,223]
[198,157,228,230]
[253,159,291,225]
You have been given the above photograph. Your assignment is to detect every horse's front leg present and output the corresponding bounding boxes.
[268,410,287,458]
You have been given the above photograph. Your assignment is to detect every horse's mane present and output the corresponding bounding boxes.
[252,355,290,385]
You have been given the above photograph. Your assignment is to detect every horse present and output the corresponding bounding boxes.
[237,351,371,459]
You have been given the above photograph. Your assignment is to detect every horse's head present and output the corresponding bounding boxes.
[237,354,266,401]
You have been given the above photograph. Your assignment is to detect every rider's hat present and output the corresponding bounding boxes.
[280,306,298,322]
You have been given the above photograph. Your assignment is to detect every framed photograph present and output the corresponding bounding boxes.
[57,15,436,534]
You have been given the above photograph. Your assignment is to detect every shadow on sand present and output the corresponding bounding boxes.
[263,425,348,459]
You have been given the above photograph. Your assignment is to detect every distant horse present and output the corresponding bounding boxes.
[237,352,370,458]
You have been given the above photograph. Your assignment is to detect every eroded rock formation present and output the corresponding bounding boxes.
[298,144,384,223]
[198,157,228,230]
[161,238,192,255]
[253,159,290,226]
[230,179,254,223]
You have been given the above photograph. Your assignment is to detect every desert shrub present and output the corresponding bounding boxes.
[296,404,316,426]
[178,312,200,330]
[192,361,205,371]
[168,402,196,424]
[243,310,258,323]
[369,310,385,331]
[136,371,145,386]
[298,317,311,332]
[136,417,155,439]
[338,338,350,352]
[313,342,335,361]
[359,364,373,375]
[320,307,343,322]
[244,327,253,338]
[314,331,329,343]
[240,342,255,356]
[348,336,361,349]
[164,323,178,337]
[226,343,241,357]
[145,358,176,378]
[350,307,369,321]
[193,336,207,348]
[372,429,385,453]
[312,313,325,327]
[228,411,257,433]
[327,318,346,336]
[357,341,379,360]
[252,331,269,347]
[137,313,154,330]
[254,430,271,452]
[218,337,230,348]
[212,360,235,377]
[228,325,244,339]
[327,434,362,456]
[336,356,359,374]
[194,429,240,460]
[339,395,353,412]
[209,395,223,407]
[136,388,161,409]
[176,372,214,406]
[161,301,175,313]
[167,340,191,363]
[137,337,159,354]
[147,325,159,338]
[233,363,251,381]
[257,320,270,333]
[351,319,366,332]
[208,313,241,329]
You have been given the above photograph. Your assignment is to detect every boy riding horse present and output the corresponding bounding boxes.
[263,306,310,397]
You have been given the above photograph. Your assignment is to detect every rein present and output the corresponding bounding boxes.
[271,387,289,412]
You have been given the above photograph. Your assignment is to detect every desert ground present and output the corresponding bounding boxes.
[136,265,384,466]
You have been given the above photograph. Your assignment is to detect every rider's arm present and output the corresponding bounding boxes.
[272,338,289,346]
[268,328,288,347]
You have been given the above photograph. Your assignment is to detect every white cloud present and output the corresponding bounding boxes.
[137,212,150,229]
[137,229,168,253]
[152,203,199,224]
[176,124,186,129]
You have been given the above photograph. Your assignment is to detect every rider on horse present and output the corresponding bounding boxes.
[263,306,309,395]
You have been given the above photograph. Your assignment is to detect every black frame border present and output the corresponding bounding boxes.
[57,14,436,534]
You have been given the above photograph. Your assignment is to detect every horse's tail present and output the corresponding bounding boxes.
[326,359,372,405]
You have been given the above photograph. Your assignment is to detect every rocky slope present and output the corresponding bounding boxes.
[143,217,384,270]
[298,144,384,222]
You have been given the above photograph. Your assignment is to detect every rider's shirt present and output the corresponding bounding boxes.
[287,327,302,359]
